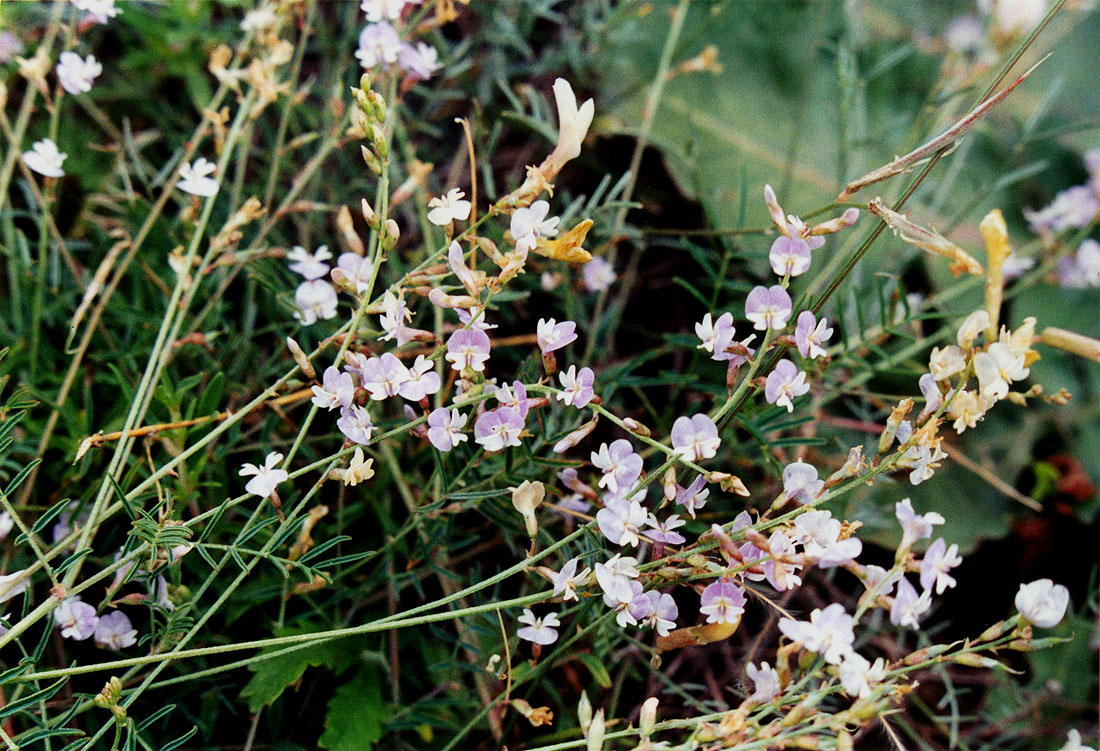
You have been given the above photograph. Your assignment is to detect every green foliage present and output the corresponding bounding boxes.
[240,626,354,713]
[318,670,388,751]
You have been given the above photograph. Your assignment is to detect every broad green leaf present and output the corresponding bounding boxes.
[240,627,350,713]
[318,671,388,751]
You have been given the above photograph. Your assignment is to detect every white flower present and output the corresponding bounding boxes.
[241,4,279,32]
[510,200,559,254]
[1059,730,1097,751]
[56,52,102,95]
[745,662,781,703]
[294,280,339,325]
[973,342,1029,401]
[517,608,560,645]
[0,570,30,603]
[0,512,13,541]
[239,452,289,497]
[356,22,402,69]
[1015,579,1069,628]
[895,498,944,552]
[957,309,991,349]
[838,653,887,698]
[550,78,594,164]
[778,603,855,665]
[73,0,120,24]
[928,345,966,381]
[427,188,471,226]
[361,0,416,22]
[287,245,333,281]
[177,157,219,197]
[22,139,66,178]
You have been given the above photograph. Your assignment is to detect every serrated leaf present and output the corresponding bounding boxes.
[318,671,387,751]
[240,626,348,713]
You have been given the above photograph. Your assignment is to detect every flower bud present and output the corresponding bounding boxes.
[878,398,912,454]
[639,697,658,738]
[111,705,127,722]
[953,653,1001,668]
[585,709,605,751]
[511,480,545,538]
[622,417,650,437]
[361,198,379,230]
[577,691,592,734]
[710,472,749,496]
[663,466,677,501]
[359,73,372,92]
[286,336,315,380]
[383,219,400,250]
[361,145,381,175]
[553,418,598,453]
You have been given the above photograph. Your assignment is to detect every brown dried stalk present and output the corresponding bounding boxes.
[868,198,984,276]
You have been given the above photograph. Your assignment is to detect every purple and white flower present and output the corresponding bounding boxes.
[795,311,833,359]
[361,352,410,400]
[337,404,374,445]
[356,22,403,69]
[56,597,98,641]
[294,280,338,325]
[536,318,578,354]
[549,558,591,601]
[670,414,720,463]
[516,609,560,645]
[890,577,932,628]
[287,245,333,281]
[337,253,375,293]
[427,407,468,452]
[919,538,962,595]
[597,498,647,547]
[674,474,709,518]
[398,355,441,402]
[792,510,862,567]
[590,440,642,495]
[745,285,792,331]
[511,200,559,254]
[56,52,102,95]
[177,157,219,197]
[630,591,678,636]
[311,366,354,410]
[781,460,823,504]
[699,579,745,625]
[94,610,137,650]
[582,257,615,292]
[746,662,781,703]
[557,365,595,408]
[769,234,818,277]
[765,359,809,412]
[642,514,686,546]
[778,603,854,664]
[895,498,944,552]
[239,452,288,498]
[445,329,492,373]
[1015,578,1069,628]
[473,408,525,452]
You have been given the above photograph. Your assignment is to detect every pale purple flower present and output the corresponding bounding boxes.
[670,414,720,463]
[920,538,962,595]
[738,541,768,582]
[763,530,803,591]
[1058,239,1100,289]
[456,306,495,331]
[863,564,902,598]
[919,373,943,419]
[695,312,736,361]
[595,555,639,612]
[399,41,441,81]
[549,558,590,601]
[0,570,29,604]
[56,597,98,641]
[361,352,410,400]
[745,285,792,331]
[768,235,817,277]
[426,407,468,452]
[378,292,417,346]
[516,609,560,645]
[311,365,354,410]
[895,498,944,552]
[536,318,577,354]
[445,329,491,373]
[356,22,403,69]
[176,157,219,197]
[0,31,24,64]
[473,408,524,452]
[674,474,709,518]
[559,467,596,498]
[643,514,686,545]
[288,245,333,281]
[781,460,823,504]
[590,440,643,495]
[605,579,644,627]
[778,603,855,664]
[427,189,471,226]
[597,498,647,547]
[1025,185,1100,235]
[699,579,746,625]
[239,452,288,497]
[557,365,595,408]
[746,662,781,703]
[398,355,441,402]
[94,610,137,650]
[890,577,931,628]
[630,591,678,636]
[511,200,559,253]
[56,52,102,95]
[496,381,533,418]
[792,510,862,567]
[1015,578,1070,628]
[795,311,833,359]
[1001,252,1036,281]
[582,257,615,292]
[337,404,374,445]
[294,280,338,325]
[22,139,66,178]
[765,359,810,412]
[337,252,375,293]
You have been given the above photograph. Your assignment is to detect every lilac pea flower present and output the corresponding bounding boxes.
[536,318,578,354]
[311,366,355,410]
[738,541,768,582]
[337,404,374,445]
[596,498,647,547]
[287,245,332,281]
[642,514,687,546]
[795,311,833,359]
[445,329,491,373]
[239,452,288,498]
[782,460,823,504]
[473,408,524,452]
[745,285,793,331]
[918,373,943,419]
[890,577,932,629]
[496,381,533,418]
[337,252,374,293]
[361,352,411,400]
[557,366,595,408]
[550,558,591,601]
[605,579,644,627]
[863,564,902,598]
[590,440,643,495]
[294,280,338,325]
[355,21,402,69]
[630,591,678,636]
[94,610,137,650]
[746,662,781,703]
[594,559,636,607]
[511,200,560,254]
[699,579,746,625]
[920,538,962,595]
[56,597,98,641]
[516,609,560,645]
[378,292,413,345]
[763,530,803,591]
[1015,579,1070,628]
[582,256,615,292]
[778,603,855,664]
[675,474,709,518]
[398,41,441,81]
[559,467,596,498]
[398,355,441,402]
[765,359,809,412]
[1025,185,1100,235]
[793,510,862,567]
[895,498,944,552]
[670,414,720,462]
[769,235,815,277]
[457,306,496,331]
[696,312,735,360]
[427,407,468,452]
